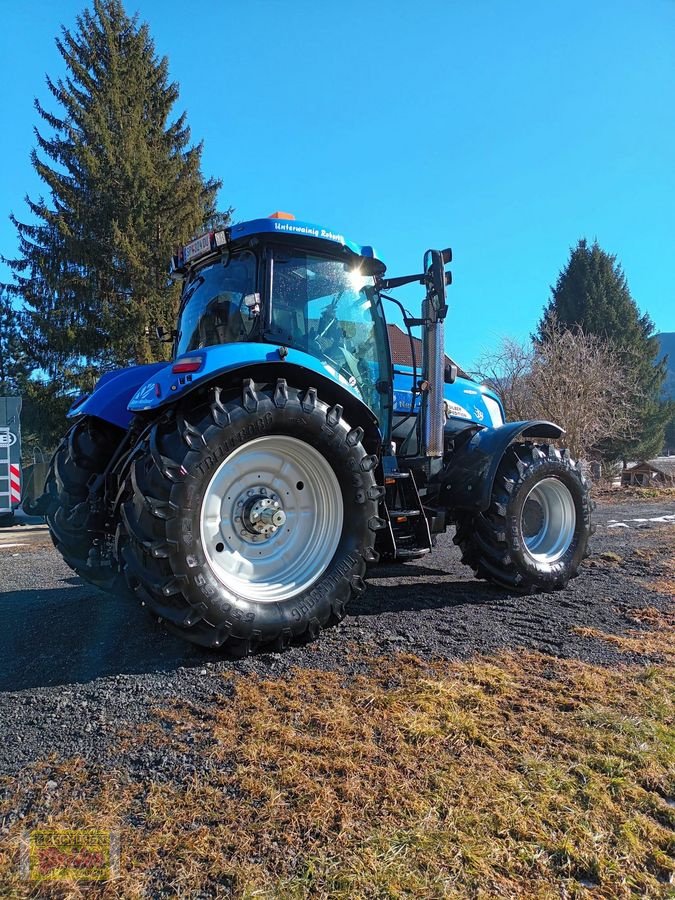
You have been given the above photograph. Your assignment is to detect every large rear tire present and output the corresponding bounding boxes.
[454,443,591,591]
[44,416,125,588]
[118,379,382,652]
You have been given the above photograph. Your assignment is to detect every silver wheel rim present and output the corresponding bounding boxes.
[520,477,576,564]
[200,435,343,602]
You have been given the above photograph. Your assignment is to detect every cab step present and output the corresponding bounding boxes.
[377,460,432,561]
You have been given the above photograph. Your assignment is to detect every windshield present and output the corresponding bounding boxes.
[175,251,258,356]
[270,249,391,427]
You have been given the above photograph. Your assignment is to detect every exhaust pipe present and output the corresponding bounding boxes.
[420,249,451,459]
[421,297,445,458]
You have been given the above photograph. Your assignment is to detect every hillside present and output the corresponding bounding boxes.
[656,332,675,399]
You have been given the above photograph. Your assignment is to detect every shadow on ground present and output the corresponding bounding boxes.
[3,509,673,691]
[0,569,504,691]
[0,583,211,692]
[351,576,499,615]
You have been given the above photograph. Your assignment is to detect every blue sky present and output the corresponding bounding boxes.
[1,0,673,370]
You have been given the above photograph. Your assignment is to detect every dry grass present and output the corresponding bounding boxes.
[1,614,674,899]
[594,485,675,505]
[649,579,675,598]
[633,538,675,600]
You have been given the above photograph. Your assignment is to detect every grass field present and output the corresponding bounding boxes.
[1,598,674,898]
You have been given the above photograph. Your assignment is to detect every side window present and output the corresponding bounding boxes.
[175,252,257,355]
[269,252,310,348]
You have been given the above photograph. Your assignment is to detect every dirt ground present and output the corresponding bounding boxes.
[0,495,673,777]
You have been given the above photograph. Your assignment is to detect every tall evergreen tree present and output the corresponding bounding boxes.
[3,0,224,387]
[665,411,675,454]
[0,290,30,394]
[538,239,670,461]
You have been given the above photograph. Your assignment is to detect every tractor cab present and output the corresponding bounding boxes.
[171,213,392,433]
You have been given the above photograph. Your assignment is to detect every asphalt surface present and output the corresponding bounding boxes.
[0,497,673,779]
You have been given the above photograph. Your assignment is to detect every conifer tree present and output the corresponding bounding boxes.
[4,0,224,387]
[0,291,30,395]
[665,412,675,454]
[538,239,670,461]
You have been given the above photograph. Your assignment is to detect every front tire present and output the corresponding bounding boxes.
[119,379,382,652]
[454,443,591,591]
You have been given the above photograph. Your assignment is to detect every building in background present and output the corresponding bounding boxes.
[387,325,469,379]
[0,397,22,526]
[621,458,675,487]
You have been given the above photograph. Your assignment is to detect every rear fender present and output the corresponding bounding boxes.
[67,362,166,429]
[437,420,565,513]
[127,344,383,452]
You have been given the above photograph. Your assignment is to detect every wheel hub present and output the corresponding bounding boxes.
[231,486,287,545]
[243,495,287,536]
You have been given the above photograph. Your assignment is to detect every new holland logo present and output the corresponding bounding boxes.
[0,431,17,447]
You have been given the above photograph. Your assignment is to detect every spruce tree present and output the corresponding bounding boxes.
[0,291,30,395]
[3,0,224,388]
[665,412,675,454]
[538,239,670,461]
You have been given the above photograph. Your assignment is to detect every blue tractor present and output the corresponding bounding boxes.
[37,213,592,652]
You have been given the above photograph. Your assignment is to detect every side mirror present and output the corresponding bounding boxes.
[444,363,458,384]
[424,248,452,314]
[242,293,261,317]
[155,326,176,342]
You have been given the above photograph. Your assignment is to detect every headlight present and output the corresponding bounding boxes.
[482,395,504,427]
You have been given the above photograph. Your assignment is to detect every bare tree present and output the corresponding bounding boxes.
[474,318,642,461]
[472,335,532,421]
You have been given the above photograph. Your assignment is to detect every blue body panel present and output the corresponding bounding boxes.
[128,344,363,413]
[69,347,505,437]
[67,362,166,429]
[392,366,505,428]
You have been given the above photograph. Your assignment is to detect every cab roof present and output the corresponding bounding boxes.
[171,214,386,277]
[231,216,381,262]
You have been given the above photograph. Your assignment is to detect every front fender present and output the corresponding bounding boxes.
[67,362,166,429]
[437,420,565,513]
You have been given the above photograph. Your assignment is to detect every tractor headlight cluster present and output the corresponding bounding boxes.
[482,395,504,428]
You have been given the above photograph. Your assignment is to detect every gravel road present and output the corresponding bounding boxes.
[0,497,673,778]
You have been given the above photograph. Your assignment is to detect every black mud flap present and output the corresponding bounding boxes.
[437,420,565,513]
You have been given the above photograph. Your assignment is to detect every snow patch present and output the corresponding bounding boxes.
[606,513,675,529]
